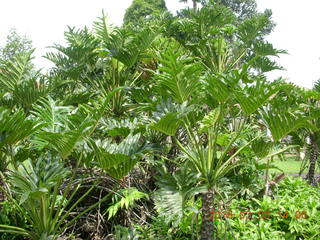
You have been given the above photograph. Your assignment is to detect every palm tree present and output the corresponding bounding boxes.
[148,3,312,238]
[302,88,320,185]
[268,82,320,184]
[149,29,293,240]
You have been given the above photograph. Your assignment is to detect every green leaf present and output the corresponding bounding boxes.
[235,79,280,115]
[92,134,147,179]
[199,106,221,132]
[0,50,34,92]
[261,109,315,142]
[204,72,239,103]
[0,108,43,147]
[150,112,181,136]
[155,41,202,103]
[106,187,148,220]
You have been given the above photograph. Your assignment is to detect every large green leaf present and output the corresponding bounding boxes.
[32,119,93,159]
[0,108,42,147]
[91,134,148,179]
[154,164,204,225]
[0,51,33,92]
[13,77,51,108]
[204,71,240,103]
[31,97,72,132]
[199,106,222,132]
[150,112,181,136]
[155,42,202,103]
[235,79,280,115]
[252,138,296,160]
[261,109,316,142]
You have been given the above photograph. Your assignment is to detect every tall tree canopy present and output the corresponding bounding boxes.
[123,0,167,27]
[0,28,33,62]
[219,0,257,19]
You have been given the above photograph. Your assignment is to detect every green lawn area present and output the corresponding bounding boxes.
[264,156,319,175]
[268,157,304,174]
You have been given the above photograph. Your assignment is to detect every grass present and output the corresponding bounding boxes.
[268,157,305,174]
[264,155,318,175]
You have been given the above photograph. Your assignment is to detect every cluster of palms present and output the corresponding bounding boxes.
[0,2,319,240]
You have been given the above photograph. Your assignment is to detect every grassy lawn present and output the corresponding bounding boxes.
[268,157,305,174]
[263,155,320,175]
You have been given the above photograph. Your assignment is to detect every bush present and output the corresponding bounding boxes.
[0,200,27,240]
[112,177,320,239]
[217,177,320,239]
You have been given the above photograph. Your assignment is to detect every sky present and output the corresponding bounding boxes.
[1,0,320,89]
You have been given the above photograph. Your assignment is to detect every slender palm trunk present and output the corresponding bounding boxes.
[201,188,215,240]
[193,0,197,11]
[0,174,7,209]
[295,148,301,161]
[307,134,318,185]
[264,157,271,195]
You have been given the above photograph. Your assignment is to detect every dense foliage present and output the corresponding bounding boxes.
[123,0,167,27]
[0,1,319,240]
[0,29,33,62]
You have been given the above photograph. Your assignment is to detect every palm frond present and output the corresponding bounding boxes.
[90,134,149,179]
[155,42,202,103]
[106,187,148,220]
[261,109,316,142]
[0,108,42,148]
[235,78,281,115]
[0,50,34,92]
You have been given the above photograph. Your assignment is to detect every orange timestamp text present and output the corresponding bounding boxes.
[209,210,308,220]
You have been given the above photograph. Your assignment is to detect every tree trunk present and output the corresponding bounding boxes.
[201,188,215,240]
[0,174,7,209]
[193,0,197,11]
[307,135,318,185]
[295,148,301,161]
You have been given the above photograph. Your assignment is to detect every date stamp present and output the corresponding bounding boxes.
[209,210,308,220]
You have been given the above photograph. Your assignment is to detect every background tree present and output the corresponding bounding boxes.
[218,0,275,35]
[219,0,257,20]
[123,0,167,27]
[0,28,33,62]
[179,0,202,10]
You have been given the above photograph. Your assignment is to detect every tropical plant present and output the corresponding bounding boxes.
[0,158,112,240]
[148,3,309,238]
[106,187,148,220]
[1,1,317,239]
[225,177,320,240]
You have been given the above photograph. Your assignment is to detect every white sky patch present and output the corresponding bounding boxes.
[258,0,320,88]
[0,0,319,88]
